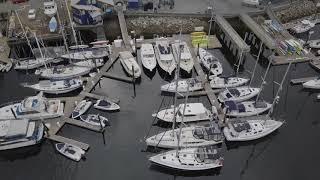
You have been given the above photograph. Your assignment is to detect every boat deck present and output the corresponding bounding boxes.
[290,76,317,85]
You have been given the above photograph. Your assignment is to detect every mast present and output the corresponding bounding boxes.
[33,32,48,69]
[172,29,182,132]
[15,10,35,57]
[255,57,272,102]
[267,62,292,118]
[64,0,78,47]
[249,41,263,87]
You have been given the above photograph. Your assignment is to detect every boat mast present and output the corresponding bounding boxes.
[15,10,35,57]
[172,29,182,132]
[267,62,292,118]
[255,57,272,102]
[249,41,263,87]
[64,0,78,47]
[33,32,48,69]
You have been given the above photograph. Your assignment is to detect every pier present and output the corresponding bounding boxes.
[115,5,131,48]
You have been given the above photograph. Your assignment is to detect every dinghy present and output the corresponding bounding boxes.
[35,65,91,80]
[146,123,223,148]
[172,41,194,73]
[119,51,141,78]
[224,100,272,117]
[223,118,283,141]
[80,114,108,128]
[198,48,223,76]
[0,92,64,120]
[55,143,85,161]
[71,100,92,119]
[155,103,212,123]
[210,76,249,89]
[154,40,176,75]
[218,87,260,103]
[303,78,320,89]
[23,79,83,94]
[140,43,157,71]
[94,99,120,111]
[0,119,44,151]
[49,16,57,32]
[149,146,223,170]
[161,77,203,93]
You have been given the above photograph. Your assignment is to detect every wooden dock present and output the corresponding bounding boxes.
[290,76,317,84]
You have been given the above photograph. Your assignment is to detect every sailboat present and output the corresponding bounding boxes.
[223,62,292,141]
[210,76,249,89]
[35,65,91,80]
[141,43,157,71]
[172,41,194,73]
[0,119,44,151]
[13,57,55,70]
[23,78,83,94]
[72,58,104,68]
[198,48,223,76]
[149,37,224,169]
[218,87,260,103]
[303,78,320,89]
[154,39,176,75]
[119,51,141,78]
[161,77,203,93]
[0,92,64,120]
[224,100,272,117]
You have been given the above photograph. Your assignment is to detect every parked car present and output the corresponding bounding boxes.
[28,9,36,20]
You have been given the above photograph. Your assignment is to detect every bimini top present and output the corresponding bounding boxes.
[179,103,206,116]
[225,101,245,112]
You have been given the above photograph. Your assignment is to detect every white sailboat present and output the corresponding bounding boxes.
[218,87,260,103]
[71,100,92,119]
[146,123,223,148]
[0,92,64,120]
[72,59,104,68]
[0,119,44,151]
[23,78,83,94]
[35,65,91,80]
[94,99,120,111]
[80,114,108,128]
[44,0,57,17]
[61,46,108,60]
[308,39,320,49]
[161,77,203,93]
[141,43,157,71]
[172,41,194,73]
[13,57,55,70]
[210,76,249,89]
[224,100,272,117]
[119,51,141,78]
[303,78,320,89]
[198,48,223,76]
[291,20,315,34]
[154,40,176,75]
[55,143,85,161]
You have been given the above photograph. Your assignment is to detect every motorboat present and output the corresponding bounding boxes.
[23,79,83,94]
[154,40,176,75]
[140,43,157,71]
[303,78,320,89]
[210,76,249,89]
[308,39,320,49]
[155,103,212,123]
[49,16,57,32]
[146,123,223,148]
[94,99,120,111]
[218,87,260,103]
[119,51,141,78]
[55,143,85,161]
[44,0,57,17]
[35,65,91,80]
[224,100,272,117]
[0,119,44,151]
[71,100,92,119]
[161,77,203,93]
[80,114,109,128]
[223,118,283,141]
[172,41,194,73]
[198,48,223,76]
[149,146,223,170]
[291,20,315,34]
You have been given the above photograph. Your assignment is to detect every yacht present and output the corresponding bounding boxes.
[44,0,57,17]
[61,42,108,61]
[0,93,64,120]
[210,76,249,89]
[14,57,55,70]
[161,77,203,93]
[119,51,141,78]
[172,41,194,73]
[146,123,223,148]
[23,79,83,94]
[35,65,91,80]
[198,48,223,76]
[72,59,104,68]
[224,100,272,117]
[155,103,212,123]
[0,119,44,151]
[140,43,157,71]
[154,40,176,75]
[218,87,260,103]
[223,118,283,141]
